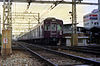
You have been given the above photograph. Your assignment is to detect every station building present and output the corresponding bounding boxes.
[83,9,100,44]
[63,24,88,46]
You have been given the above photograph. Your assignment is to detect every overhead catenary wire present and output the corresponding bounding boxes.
[50,0,63,10]
[40,0,64,19]
[9,0,98,36]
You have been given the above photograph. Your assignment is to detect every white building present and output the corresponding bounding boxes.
[83,9,100,28]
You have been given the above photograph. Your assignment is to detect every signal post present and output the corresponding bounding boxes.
[1,0,12,57]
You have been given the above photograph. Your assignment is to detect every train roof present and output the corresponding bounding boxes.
[44,17,63,22]
[45,17,56,20]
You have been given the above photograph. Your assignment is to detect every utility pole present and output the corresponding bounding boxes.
[0,15,1,34]
[98,0,100,26]
[1,0,12,57]
[28,18,31,32]
[71,0,83,46]
[28,18,31,40]
[38,13,40,37]
[38,13,40,24]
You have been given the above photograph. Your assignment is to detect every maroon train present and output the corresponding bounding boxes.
[18,17,63,46]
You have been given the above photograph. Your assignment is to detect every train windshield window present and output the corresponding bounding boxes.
[51,24,56,31]
[57,25,61,30]
[45,24,50,31]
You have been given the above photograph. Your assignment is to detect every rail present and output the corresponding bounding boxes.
[19,44,57,66]
[18,42,100,66]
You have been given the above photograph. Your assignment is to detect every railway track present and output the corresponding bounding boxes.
[46,46,100,55]
[45,46,100,62]
[66,46,100,55]
[76,46,100,52]
[17,42,100,66]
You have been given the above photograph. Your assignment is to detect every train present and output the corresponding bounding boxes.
[18,17,64,46]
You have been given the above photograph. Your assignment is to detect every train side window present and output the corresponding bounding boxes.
[57,25,61,30]
[51,24,56,31]
[45,24,50,31]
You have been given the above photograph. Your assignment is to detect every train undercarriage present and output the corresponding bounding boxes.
[19,38,66,46]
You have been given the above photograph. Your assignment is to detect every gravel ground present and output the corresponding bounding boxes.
[0,50,44,66]
[35,50,82,65]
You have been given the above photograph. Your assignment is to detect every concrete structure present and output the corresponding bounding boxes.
[63,24,88,46]
[1,30,12,56]
[65,36,88,46]
[83,9,100,28]
[1,0,12,56]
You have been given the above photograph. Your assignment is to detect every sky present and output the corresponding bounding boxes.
[0,0,98,36]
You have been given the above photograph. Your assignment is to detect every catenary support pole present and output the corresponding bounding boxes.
[1,0,12,58]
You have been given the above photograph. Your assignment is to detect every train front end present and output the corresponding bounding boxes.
[44,18,63,46]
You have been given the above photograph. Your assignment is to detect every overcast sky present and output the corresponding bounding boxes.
[0,0,98,35]
[0,0,98,24]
